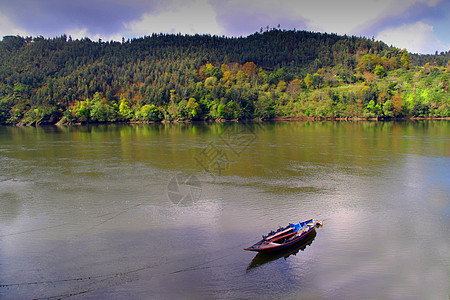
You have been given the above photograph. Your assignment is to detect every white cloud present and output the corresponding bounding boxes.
[0,13,31,38]
[375,21,449,54]
[125,0,223,36]
[289,0,392,34]
[65,28,90,40]
[285,0,444,36]
[65,28,123,42]
[211,0,444,37]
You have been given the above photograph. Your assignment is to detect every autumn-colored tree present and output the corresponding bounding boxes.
[221,63,230,73]
[242,62,258,78]
[388,56,399,69]
[277,80,287,92]
[364,72,375,83]
[423,63,432,74]
[392,94,404,116]
[286,78,303,95]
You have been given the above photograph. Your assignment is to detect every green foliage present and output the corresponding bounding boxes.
[401,52,412,69]
[254,93,275,118]
[21,105,58,125]
[304,74,313,90]
[0,31,448,125]
[374,65,386,77]
[74,100,90,121]
[0,97,12,123]
[186,98,201,119]
[136,104,160,121]
[118,97,133,120]
[89,92,116,122]
[205,76,218,87]
[217,103,226,119]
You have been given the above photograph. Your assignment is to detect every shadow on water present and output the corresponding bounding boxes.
[246,230,317,272]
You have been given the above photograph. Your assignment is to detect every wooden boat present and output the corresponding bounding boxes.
[244,219,322,252]
[246,231,317,271]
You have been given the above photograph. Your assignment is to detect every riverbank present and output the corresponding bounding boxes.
[3,115,449,127]
[2,33,448,129]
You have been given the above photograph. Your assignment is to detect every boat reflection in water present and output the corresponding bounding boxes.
[247,230,317,271]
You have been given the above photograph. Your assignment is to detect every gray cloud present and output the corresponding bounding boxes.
[209,0,309,37]
[0,0,165,36]
[217,12,308,37]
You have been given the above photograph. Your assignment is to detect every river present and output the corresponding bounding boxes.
[0,121,449,299]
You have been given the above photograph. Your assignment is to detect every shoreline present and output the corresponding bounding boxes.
[2,116,449,127]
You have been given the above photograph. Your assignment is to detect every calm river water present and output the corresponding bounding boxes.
[0,121,449,299]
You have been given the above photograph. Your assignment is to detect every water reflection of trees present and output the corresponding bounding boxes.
[0,192,22,223]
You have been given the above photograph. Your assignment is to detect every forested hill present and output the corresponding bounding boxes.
[0,30,448,125]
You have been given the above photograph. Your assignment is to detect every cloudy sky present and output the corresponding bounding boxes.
[0,0,449,54]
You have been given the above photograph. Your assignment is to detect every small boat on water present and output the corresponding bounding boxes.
[244,219,322,252]
[247,231,317,271]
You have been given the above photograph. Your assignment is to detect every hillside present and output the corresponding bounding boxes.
[0,30,448,125]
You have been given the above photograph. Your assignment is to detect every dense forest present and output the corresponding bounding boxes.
[0,29,448,125]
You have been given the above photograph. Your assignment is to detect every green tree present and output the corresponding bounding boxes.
[382,100,393,117]
[118,97,133,120]
[374,65,386,77]
[186,98,201,119]
[217,103,226,118]
[277,80,287,92]
[366,100,382,117]
[89,92,116,122]
[74,100,91,122]
[0,97,12,124]
[205,76,218,87]
[304,74,314,89]
[400,51,411,69]
[254,93,274,118]
[312,73,323,89]
[136,104,160,121]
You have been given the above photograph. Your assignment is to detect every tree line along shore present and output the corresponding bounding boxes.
[0,29,448,126]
